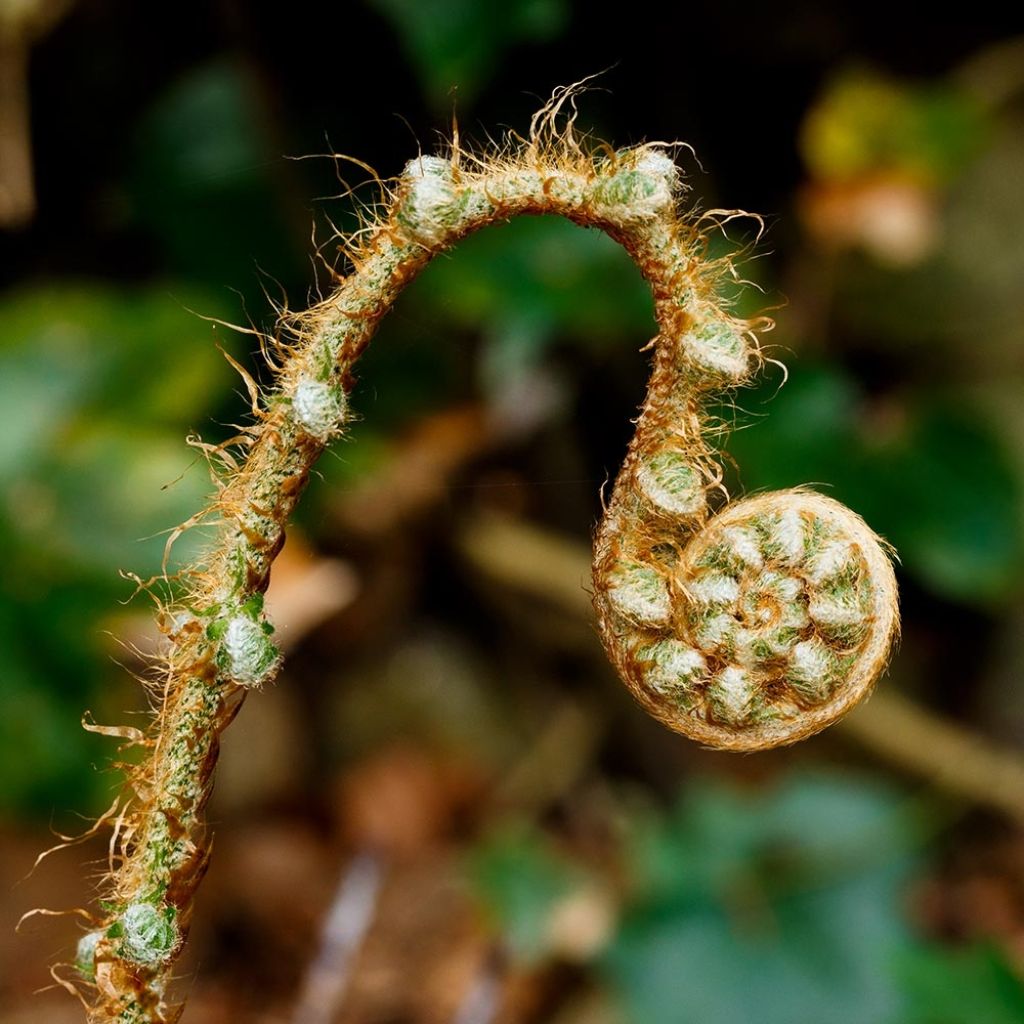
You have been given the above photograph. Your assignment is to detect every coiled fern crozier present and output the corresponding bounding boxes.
[66,87,899,1020]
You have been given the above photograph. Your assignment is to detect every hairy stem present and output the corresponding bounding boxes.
[76,94,898,1021]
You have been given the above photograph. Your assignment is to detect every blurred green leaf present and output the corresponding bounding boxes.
[0,282,243,816]
[897,944,1024,1024]
[606,773,917,1024]
[630,773,918,902]
[35,424,212,576]
[367,0,569,108]
[398,216,654,401]
[725,366,861,496]
[864,407,1023,603]
[0,284,235,576]
[132,60,303,291]
[0,284,233,427]
[343,216,656,429]
[470,826,589,963]
[408,216,654,343]
[0,615,111,814]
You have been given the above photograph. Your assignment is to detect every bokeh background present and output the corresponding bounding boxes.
[3,2,1024,1022]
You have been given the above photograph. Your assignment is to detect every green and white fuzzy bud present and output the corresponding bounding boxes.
[769,572,803,605]
[740,570,807,627]
[637,639,706,699]
[75,929,103,980]
[292,375,346,441]
[633,149,681,190]
[681,319,750,383]
[807,588,865,634]
[707,666,755,725]
[220,614,280,687]
[607,559,673,628]
[688,571,740,606]
[209,595,281,688]
[804,539,857,585]
[787,637,837,702]
[114,903,179,966]
[595,148,679,222]
[635,451,705,516]
[695,610,738,653]
[721,525,764,570]
[400,155,458,246]
[782,601,810,631]
[773,508,806,564]
[735,624,801,664]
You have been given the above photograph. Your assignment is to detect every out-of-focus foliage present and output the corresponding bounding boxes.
[0,285,235,813]
[388,216,653,400]
[897,945,1024,1024]
[132,60,305,296]
[801,70,985,185]
[607,774,914,1024]
[471,827,593,963]
[834,121,1024,347]
[366,0,569,109]
[473,774,1024,1024]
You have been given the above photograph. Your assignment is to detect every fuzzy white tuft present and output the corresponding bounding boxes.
[402,156,457,246]
[119,903,179,966]
[635,452,705,516]
[642,640,706,696]
[723,526,764,569]
[222,615,279,687]
[808,592,863,629]
[790,638,832,681]
[696,611,738,651]
[689,572,740,606]
[608,561,673,627]
[708,666,754,724]
[594,148,679,222]
[683,320,750,381]
[634,148,680,189]
[804,540,856,584]
[292,376,345,440]
[774,508,805,563]
[75,930,102,979]
[787,637,836,702]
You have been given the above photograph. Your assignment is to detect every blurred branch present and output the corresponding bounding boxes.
[839,690,1024,824]
[0,0,73,228]
[0,32,32,227]
[458,510,595,620]
[456,512,1024,823]
[332,405,494,539]
[290,851,383,1024]
[451,947,505,1024]
[955,35,1024,108]
[491,701,603,816]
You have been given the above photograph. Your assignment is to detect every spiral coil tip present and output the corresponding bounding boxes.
[596,490,899,750]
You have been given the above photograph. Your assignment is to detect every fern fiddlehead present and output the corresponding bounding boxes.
[72,90,899,1020]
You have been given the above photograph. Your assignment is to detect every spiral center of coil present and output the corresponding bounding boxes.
[740,589,783,628]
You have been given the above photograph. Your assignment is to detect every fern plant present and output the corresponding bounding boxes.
[62,87,899,1022]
